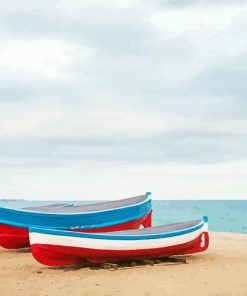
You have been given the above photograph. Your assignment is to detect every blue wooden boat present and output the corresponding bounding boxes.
[0,193,152,249]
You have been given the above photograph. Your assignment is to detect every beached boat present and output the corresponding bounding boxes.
[0,193,152,249]
[29,216,208,266]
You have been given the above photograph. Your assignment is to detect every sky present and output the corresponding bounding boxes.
[0,0,247,200]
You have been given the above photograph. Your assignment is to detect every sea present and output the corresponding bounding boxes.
[0,200,246,234]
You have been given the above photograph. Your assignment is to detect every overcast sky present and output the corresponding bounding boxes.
[0,0,247,200]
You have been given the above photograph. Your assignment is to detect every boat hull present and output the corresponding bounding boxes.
[31,232,208,266]
[0,211,152,249]
[30,217,209,266]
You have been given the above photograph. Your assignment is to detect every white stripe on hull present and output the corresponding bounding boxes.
[30,223,208,251]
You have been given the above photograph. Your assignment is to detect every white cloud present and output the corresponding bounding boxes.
[0,102,247,142]
[0,160,246,200]
[128,160,247,176]
[0,0,246,199]
[148,3,247,36]
[57,0,143,12]
[147,3,247,68]
[0,38,92,82]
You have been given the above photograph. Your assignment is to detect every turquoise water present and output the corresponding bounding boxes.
[152,200,247,234]
[0,200,246,234]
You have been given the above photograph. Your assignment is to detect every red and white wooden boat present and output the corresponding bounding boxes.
[30,216,209,266]
[0,193,152,249]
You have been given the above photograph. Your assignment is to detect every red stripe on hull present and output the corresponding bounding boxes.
[0,211,152,249]
[31,232,209,266]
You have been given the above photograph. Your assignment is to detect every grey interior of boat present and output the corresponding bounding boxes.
[22,203,68,210]
[103,219,201,235]
[22,195,147,213]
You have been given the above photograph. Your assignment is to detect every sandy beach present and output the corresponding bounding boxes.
[0,232,247,296]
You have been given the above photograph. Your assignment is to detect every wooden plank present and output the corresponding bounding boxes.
[142,260,154,266]
[100,263,119,270]
[160,257,187,264]
[130,261,137,267]
[97,256,187,270]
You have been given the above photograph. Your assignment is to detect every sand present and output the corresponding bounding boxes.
[0,232,247,296]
